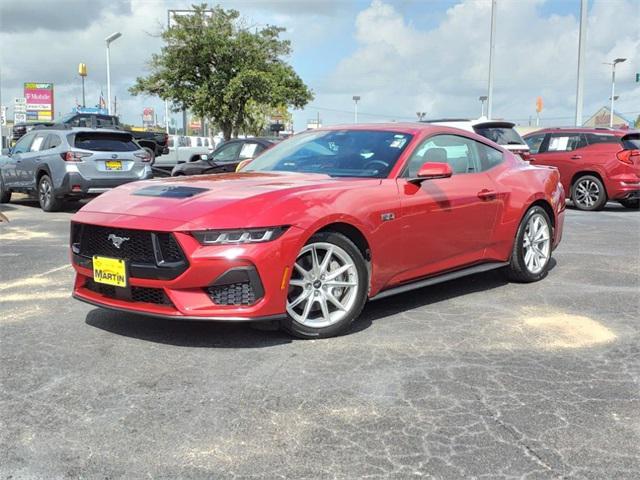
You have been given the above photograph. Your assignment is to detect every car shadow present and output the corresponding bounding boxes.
[566,201,638,213]
[85,260,556,346]
[10,197,88,213]
[85,309,293,348]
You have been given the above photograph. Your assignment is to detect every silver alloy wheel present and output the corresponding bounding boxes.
[574,179,600,208]
[287,242,359,329]
[39,178,52,207]
[523,213,551,274]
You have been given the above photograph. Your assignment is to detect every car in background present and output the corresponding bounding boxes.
[0,126,152,211]
[523,128,640,210]
[70,123,564,338]
[171,137,278,176]
[154,135,211,170]
[11,121,54,145]
[422,118,530,158]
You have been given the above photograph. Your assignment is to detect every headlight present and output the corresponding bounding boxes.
[192,226,288,245]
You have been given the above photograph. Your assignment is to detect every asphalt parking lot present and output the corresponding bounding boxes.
[1,196,639,479]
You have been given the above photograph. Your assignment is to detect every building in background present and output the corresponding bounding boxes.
[24,82,54,122]
[583,107,633,129]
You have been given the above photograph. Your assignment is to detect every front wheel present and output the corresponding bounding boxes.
[283,232,368,339]
[505,206,553,283]
[572,175,607,211]
[619,198,640,210]
[38,175,63,212]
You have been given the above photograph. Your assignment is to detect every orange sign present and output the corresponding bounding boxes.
[536,97,543,113]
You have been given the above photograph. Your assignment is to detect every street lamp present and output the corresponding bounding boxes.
[478,96,488,117]
[416,112,426,121]
[352,96,360,123]
[105,31,122,115]
[605,57,626,127]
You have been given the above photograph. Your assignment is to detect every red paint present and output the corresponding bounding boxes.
[71,124,565,320]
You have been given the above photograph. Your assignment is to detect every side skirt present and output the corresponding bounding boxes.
[369,261,509,302]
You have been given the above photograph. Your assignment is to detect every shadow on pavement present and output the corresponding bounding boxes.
[85,308,293,348]
[86,261,556,345]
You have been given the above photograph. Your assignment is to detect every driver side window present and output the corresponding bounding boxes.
[403,134,481,177]
[212,142,242,162]
[13,133,35,154]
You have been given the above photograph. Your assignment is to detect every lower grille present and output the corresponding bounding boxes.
[84,279,173,306]
[207,282,257,306]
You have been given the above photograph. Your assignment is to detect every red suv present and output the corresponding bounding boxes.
[523,128,640,210]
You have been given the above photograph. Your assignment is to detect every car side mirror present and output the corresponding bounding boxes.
[521,151,532,161]
[409,162,452,184]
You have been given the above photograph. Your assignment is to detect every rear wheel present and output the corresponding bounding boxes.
[283,232,368,339]
[505,206,552,283]
[38,175,63,212]
[143,147,155,166]
[0,176,11,203]
[572,175,607,211]
[619,198,640,210]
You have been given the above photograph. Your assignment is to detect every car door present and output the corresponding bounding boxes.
[19,132,49,189]
[396,134,501,281]
[7,132,36,187]
[529,133,586,193]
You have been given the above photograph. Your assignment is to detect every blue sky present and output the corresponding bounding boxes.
[1,0,638,131]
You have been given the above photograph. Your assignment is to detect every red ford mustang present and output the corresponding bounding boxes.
[71,124,565,338]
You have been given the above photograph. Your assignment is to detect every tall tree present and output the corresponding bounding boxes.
[130,4,313,140]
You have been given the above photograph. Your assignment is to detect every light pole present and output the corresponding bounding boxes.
[416,112,426,121]
[478,96,488,117]
[606,58,626,127]
[574,0,587,126]
[105,32,122,115]
[486,0,497,119]
[78,63,87,108]
[352,95,360,123]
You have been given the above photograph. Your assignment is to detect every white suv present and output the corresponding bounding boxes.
[423,118,530,158]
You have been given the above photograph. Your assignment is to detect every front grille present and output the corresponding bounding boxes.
[75,224,157,263]
[84,279,173,306]
[71,223,188,280]
[207,282,257,306]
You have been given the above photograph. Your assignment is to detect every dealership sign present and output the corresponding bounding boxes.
[24,82,54,121]
[142,107,154,127]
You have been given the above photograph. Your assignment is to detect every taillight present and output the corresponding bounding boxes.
[135,151,152,162]
[617,149,640,165]
[60,151,91,162]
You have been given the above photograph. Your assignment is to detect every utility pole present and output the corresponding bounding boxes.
[479,96,488,117]
[486,0,497,120]
[574,0,587,126]
[105,32,122,115]
[606,58,626,127]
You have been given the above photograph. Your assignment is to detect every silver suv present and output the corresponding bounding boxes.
[0,126,152,211]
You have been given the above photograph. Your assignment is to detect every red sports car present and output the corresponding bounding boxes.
[71,124,565,338]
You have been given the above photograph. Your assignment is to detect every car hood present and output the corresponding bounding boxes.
[75,172,381,230]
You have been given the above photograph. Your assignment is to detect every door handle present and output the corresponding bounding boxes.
[570,155,582,160]
[477,189,497,200]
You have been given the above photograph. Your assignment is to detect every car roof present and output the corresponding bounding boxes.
[31,126,129,135]
[524,127,631,136]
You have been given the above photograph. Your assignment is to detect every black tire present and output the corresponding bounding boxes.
[143,147,156,166]
[571,175,607,211]
[504,206,553,283]
[619,198,640,210]
[0,176,11,203]
[37,175,63,212]
[282,231,368,339]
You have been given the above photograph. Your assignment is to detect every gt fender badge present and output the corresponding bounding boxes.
[381,212,395,222]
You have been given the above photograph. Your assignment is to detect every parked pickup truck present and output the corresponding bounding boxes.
[152,135,212,170]
[11,113,170,161]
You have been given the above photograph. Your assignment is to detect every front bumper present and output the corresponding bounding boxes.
[72,226,303,321]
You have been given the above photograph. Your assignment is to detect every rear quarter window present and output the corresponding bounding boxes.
[74,133,139,152]
[586,134,622,146]
[473,126,525,146]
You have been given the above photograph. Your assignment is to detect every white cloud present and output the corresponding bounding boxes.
[298,0,640,127]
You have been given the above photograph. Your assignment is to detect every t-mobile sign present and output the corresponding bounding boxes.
[24,82,54,121]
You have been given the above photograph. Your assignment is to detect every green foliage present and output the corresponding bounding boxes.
[130,4,313,140]
[635,115,640,129]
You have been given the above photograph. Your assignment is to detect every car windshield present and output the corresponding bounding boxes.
[474,126,525,145]
[243,130,413,178]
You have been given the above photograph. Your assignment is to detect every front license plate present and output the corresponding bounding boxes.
[93,256,127,287]
[105,160,122,171]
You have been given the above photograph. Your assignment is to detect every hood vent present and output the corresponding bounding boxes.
[133,185,209,198]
